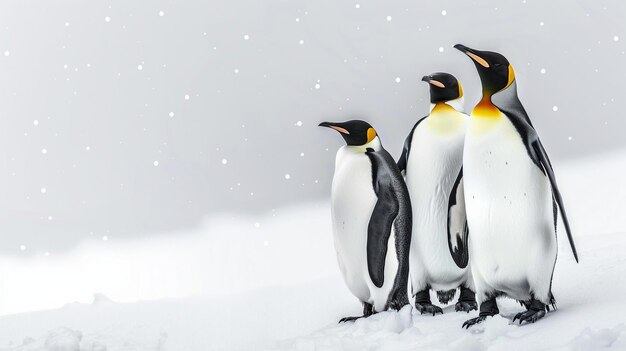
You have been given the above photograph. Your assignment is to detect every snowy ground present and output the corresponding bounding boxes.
[1,151,626,350]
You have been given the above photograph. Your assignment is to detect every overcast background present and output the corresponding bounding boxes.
[0,0,624,255]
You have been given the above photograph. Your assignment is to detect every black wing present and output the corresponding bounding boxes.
[397,117,427,173]
[447,167,469,268]
[365,148,399,288]
[493,83,579,262]
[533,140,579,262]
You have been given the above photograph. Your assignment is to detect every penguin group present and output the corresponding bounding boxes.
[319,44,579,328]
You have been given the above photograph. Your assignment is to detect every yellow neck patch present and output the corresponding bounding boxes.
[472,96,501,118]
[366,127,377,143]
[432,102,456,114]
[458,83,464,98]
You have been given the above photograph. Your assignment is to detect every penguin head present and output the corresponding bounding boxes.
[422,72,463,104]
[318,120,378,146]
[453,44,515,95]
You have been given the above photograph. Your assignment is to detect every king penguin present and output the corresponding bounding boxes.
[448,44,579,328]
[397,73,477,315]
[319,120,412,322]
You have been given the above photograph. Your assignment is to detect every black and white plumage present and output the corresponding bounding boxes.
[320,120,412,322]
[398,73,476,315]
[452,44,578,328]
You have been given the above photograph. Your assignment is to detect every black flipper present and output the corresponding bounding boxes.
[447,167,469,269]
[397,117,427,173]
[533,140,579,262]
[492,82,578,262]
[365,148,412,308]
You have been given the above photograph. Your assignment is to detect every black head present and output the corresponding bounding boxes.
[318,120,377,146]
[421,72,463,103]
[453,44,515,95]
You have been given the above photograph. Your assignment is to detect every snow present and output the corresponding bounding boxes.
[1,151,626,350]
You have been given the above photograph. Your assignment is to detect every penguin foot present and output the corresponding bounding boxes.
[462,316,487,329]
[455,300,478,313]
[338,316,363,323]
[512,309,546,325]
[415,303,443,316]
[339,302,375,323]
[386,298,408,311]
[456,286,477,313]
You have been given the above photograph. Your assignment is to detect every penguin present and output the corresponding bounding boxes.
[319,120,412,322]
[397,73,477,315]
[449,44,579,328]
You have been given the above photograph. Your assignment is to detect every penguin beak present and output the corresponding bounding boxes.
[454,44,490,68]
[422,76,445,88]
[319,122,350,135]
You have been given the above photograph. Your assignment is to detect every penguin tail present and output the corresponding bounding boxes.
[436,289,457,304]
[548,292,557,312]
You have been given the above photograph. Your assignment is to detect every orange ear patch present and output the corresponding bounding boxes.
[505,64,516,88]
[367,127,377,143]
